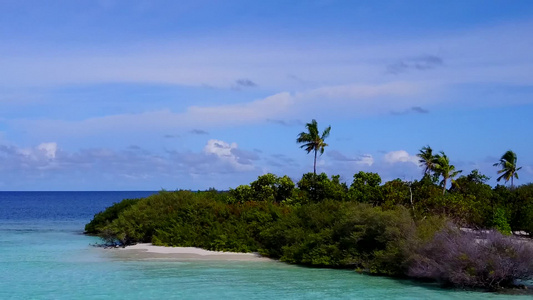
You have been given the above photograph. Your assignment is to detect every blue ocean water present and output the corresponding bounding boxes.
[0,191,529,299]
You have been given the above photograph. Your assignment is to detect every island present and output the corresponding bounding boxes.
[86,169,533,292]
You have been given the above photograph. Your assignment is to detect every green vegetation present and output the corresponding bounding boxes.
[296,119,331,175]
[85,124,532,291]
[494,150,522,188]
[85,198,140,235]
[417,145,435,178]
[433,151,462,195]
[86,170,533,291]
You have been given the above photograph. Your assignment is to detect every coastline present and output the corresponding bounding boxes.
[109,243,274,261]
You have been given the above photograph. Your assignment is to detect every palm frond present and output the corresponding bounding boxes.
[497,173,506,182]
[494,150,521,187]
[321,126,331,140]
[296,119,331,174]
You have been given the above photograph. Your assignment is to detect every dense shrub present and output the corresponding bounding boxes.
[491,207,512,235]
[450,170,493,227]
[228,173,295,203]
[93,190,290,252]
[408,226,533,290]
[381,179,411,210]
[511,184,533,235]
[86,170,533,290]
[84,198,140,234]
[259,201,420,275]
[348,171,382,204]
[296,173,348,202]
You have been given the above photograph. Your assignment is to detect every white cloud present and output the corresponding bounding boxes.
[0,139,264,190]
[328,150,374,166]
[15,142,58,162]
[358,154,374,166]
[7,80,431,143]
[3,19,533,144]
[203,139,255,172]
[37,142,57,159]
[204,139,237,157]
[384,150,419,165]
[187,92,294,125]
[0,139,260,177]
[323,150,423,184]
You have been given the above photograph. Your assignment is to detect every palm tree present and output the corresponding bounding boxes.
[493,150,522,188]
[417,145,435,178]
[296,119,331,175]
[433,151,462,195]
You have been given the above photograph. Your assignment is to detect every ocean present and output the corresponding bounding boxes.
[0,191,529,299]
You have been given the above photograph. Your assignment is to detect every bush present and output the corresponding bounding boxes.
[259,201,420,275]
[492,207,512,235]
[228,173,295,203]
[511,184,533,235]
[84,198,140,234]
[348,171,382,204]
[92,190,290,251]
[296,173,348,202]
[86,172,533,291]
[408,226,533,290]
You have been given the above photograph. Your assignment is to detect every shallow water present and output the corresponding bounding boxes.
[0,192,529,299]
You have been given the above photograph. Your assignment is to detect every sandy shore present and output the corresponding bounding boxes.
[109,243,273,261]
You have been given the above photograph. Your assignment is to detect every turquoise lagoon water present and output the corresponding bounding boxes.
[0,191,530,299]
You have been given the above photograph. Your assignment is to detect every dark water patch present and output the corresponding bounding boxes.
[1,228,70,233]
[0,191,157,224]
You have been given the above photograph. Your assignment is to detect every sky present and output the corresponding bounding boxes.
[0,0,532,191]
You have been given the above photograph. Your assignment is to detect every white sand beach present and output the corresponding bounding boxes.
[111,243,273,261]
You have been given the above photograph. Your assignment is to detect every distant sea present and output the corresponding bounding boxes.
[0,191,529,299]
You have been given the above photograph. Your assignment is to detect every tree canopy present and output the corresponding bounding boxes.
[433,151,462,195]
[417,145,435,179]
[494,150,522,188]
[296,119,331,175]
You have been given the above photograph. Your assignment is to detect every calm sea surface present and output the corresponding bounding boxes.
[0,191,529,299]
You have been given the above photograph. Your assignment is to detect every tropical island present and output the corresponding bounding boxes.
[86,120,533,292]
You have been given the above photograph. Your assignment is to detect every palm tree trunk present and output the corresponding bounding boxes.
[409,184,415,218]
[442,177,447,195]
[313,149,317,175]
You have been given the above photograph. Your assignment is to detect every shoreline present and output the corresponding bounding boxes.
[108,243,274,261]
[102,244,533,294]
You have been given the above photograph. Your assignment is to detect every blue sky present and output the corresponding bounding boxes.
[1,0,532,190]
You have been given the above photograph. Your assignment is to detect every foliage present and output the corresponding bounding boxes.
[491,207,512,235]
[493,150,522,188]
[296,172,348,203]
[296,119,331,175]
[380,179,411,210]
[510,183,533,235]
[84,198,140,234]
[228,173,295,203]
[417,145,436,178]
[259,201,419,275]
[408,226,533,290]
[86,169,533,290]
[95,190,289,251]
[432,151,462,195]
[348,171,383,205]
[449,170,493,227]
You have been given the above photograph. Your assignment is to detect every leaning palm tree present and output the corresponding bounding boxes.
[433,151,462,195]
[296,119,331,175]
[417,145,436,178]
[493,150,522,188]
